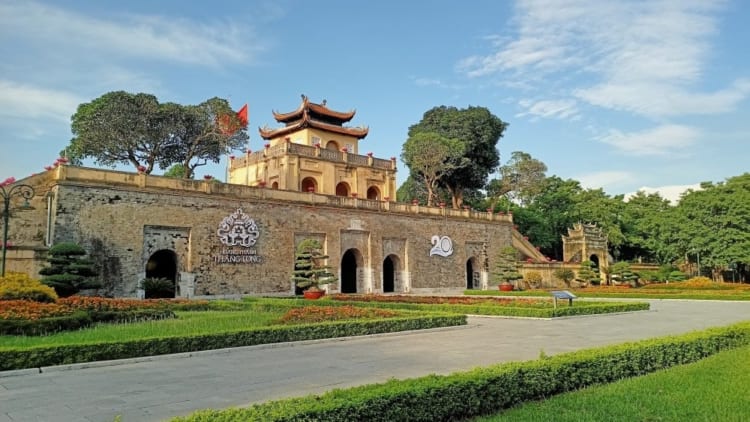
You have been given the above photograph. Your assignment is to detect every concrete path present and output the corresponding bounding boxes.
[1,300,749,422]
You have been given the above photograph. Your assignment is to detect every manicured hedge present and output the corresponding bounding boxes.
[0,314,464,371]
[330,298,649,318]
[171,321,750,422]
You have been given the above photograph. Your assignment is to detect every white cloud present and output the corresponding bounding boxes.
[576,170,635,191]
[626,184,701,204]
[458,0,746,118]
[599,124,700,156]
[517,99,579,120]
[0,1,263,67]
[0,80,82,122]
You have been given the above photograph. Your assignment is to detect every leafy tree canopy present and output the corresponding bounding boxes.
[408,106,507,208]
[401,132,466,207]
[68,91,248,177]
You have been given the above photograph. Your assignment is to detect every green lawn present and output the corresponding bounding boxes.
[0,309,285,349]
[475,344,750,421]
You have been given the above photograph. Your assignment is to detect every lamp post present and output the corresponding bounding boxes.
[1,183,35,276]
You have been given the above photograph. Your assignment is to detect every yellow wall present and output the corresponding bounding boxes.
[267,128,362,154]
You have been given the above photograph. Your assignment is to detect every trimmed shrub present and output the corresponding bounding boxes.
[39,242,99,297]
[0,272,58,303]
[0,314,465,370]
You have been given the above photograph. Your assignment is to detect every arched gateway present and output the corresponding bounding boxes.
[341,248,363,293]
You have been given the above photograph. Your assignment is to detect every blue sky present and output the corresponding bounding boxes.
[1,0,748,202]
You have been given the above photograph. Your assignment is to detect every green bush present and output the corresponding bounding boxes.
[0,311,92,336]
[171,321,750,422]
[0,314,465,370]
[141,277,176,299]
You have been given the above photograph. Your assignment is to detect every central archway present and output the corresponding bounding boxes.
[145,249,177,298]
[341,248,362,293]
[335,182,350,197]
[301,177,317,193]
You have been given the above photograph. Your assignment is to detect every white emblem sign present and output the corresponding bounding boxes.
[430,235,454,257]
[217,208,259,247]
[215,208,263,264]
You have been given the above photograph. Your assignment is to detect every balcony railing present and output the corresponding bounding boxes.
[228,142,396,171]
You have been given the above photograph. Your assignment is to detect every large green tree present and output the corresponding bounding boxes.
[408,106,507,208]
[159,97,248,179]
[68,92,247,176]
[673,174,750,281]
[69,91,165,173]
[401,132,465,207]
[491,151,548,210]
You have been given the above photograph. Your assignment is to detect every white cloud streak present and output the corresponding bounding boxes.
[576,170,635,190]
[599,124,700,156]
[458,0,745,118]
[0,1,263,67]
[517,99,579,120]
[0,80,83,122]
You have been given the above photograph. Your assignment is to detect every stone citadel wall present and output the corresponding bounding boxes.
[7,167,514,297]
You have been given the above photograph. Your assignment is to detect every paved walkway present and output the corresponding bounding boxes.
[1,300,749,422]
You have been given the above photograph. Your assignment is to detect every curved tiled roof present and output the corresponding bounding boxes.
[259,112,369,140]
[272,95,356,124]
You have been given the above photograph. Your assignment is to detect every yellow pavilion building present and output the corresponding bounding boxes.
[228,95,397,200]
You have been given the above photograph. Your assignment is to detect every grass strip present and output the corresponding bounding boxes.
[475,343,750,421]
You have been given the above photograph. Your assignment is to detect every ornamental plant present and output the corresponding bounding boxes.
[39,242,100,297]
[291,239,336,292]
[0,272,58,303]
[576,260,600,286]
[553,268,576,286]
[492,246,523,287]
[611,262,638,286]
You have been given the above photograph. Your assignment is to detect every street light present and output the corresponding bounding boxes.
[1,183,35,276]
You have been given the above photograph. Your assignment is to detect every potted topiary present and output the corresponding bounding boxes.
[493,246,523,291]
[292,239,336,299]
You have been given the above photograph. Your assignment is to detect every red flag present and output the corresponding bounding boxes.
[238,104,248,126]
[217,104,249,135]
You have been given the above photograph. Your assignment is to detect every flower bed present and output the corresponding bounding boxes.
[0,297,211,335]
[278,305,399,324]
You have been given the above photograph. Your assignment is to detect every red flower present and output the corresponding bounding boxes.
[367,152,373,156]
[229,155,236,160]
[137,165,147,173]
[44,166,53,171]
[203,175,214,180]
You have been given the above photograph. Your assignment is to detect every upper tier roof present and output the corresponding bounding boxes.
[272,94,356,124]
[259,95,368,140]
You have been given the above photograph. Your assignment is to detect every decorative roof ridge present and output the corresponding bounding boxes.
[272,94,356,123]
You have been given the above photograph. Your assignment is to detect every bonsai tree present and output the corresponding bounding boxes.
[611,262,638,286]
[292,239,336,293]
[492,246,523,289]
[576,260,600,286]
[39,242,100,297]
[553,268,575,287]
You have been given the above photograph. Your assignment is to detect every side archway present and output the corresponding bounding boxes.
[341,248,363,293]
[466,257,479,289]
[145,249,177,298]
[325,140,340,151]
[383,254,401,293]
